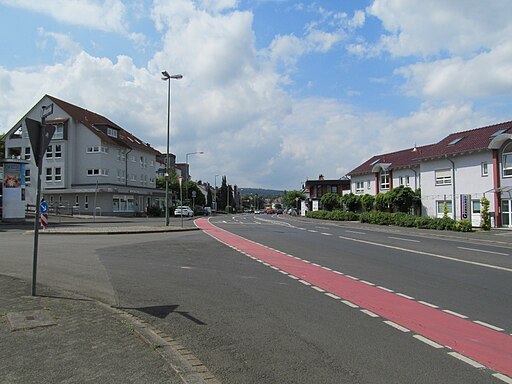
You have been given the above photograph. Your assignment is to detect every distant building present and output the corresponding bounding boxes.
[1,95,168,215]
[304,175,351,210]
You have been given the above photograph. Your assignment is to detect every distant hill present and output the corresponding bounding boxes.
[239,188,285,197]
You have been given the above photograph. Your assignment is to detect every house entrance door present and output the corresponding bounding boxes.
[501,199,512,227]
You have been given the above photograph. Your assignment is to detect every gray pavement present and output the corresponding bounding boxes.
[0,215,219,384]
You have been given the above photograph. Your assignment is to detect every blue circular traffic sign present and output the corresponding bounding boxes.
[40,201,49,213]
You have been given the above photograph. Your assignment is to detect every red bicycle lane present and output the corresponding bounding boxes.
[196,218,512,379]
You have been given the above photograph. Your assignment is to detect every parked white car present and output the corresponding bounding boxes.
[174,206,194,217]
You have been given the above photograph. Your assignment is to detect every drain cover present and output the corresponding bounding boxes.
[6,309,57,331]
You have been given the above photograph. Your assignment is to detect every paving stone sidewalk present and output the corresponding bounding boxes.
[0,274,182,384]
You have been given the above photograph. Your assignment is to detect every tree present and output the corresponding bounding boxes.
[387,185,416,213]
[341,193,361,212]
[361,194,375,212]
[480,196,491,230]
[282,190,306,208]
[320,193,341,211]
[374,193,390,212]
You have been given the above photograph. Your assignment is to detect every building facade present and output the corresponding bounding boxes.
[304,175,351,210]
[2,95,166,216]
[348,121,512,227]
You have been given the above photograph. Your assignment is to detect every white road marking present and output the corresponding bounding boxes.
[311,286,325,292]
[337,235,512,273]
[345,230,365,235]
[388,236,420,243]
[345,275,359,280]
[333,270,344,275]
[473,320,504,332]
[360,280,375,286]
[322,267,333,271]
[442,310,468,319]
[288,275,299,279]
[384,320,410,332]
[308,230,318,233]
[312,263,321,267]
[493,373,512,383]
[279,270,289,275]
[321,232,333,236]
[448,352,485,368]
[299,280,311,286]
[458,246,509,256]
[377,286,394,292]
[341,300,359,308]
[325,293,341,299]
[413,335,444,349]
[360,309,379,318]
[396,293,415,300]
[418,301,439,308]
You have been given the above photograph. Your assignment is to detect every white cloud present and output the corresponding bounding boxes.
[397,42,512,100]
[367,0,512,57]
[0,0,144,42]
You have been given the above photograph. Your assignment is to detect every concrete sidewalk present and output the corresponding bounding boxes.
[0,275,219,384]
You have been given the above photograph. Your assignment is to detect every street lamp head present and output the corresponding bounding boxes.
[161,71,183,81]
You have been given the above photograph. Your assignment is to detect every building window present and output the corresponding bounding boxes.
[107,127,118,138]
[46,145,53,158]
[113,195,134,212]
[75,195,79,206]
[24,147,31,160]
[436,200,452,215]
[54,144,62,158]
[46,168,52,181]
[87,169,109,176]
[380,171,390,190]
[84,195,89,209]
[53,123,64,139]
[503,144,512,177]
[435,169,452,185]
[25,169,31,186]
[367,180,371,190]
[472,200,481,214]
[54,167,62,181]
[479,162,488,177]
[87,146,107,153]
[330,185,337,193]
[355,182,364,194]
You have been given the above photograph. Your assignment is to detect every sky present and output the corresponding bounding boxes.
[1,0,511,191]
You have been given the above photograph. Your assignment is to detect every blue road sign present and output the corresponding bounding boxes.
[40,201,48,214]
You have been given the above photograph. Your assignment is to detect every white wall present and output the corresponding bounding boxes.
[419,152,494,222]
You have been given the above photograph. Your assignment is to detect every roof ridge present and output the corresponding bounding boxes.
[446,120,512,137]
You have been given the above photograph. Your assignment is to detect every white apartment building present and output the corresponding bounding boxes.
[2,95,166,215]
[348,120,512,227]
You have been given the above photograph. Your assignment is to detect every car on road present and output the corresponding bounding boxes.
[174,206,194,217]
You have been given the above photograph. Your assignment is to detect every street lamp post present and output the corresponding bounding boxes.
[161,71,183,226]
[214,174,219,212]
[185,151,204,206]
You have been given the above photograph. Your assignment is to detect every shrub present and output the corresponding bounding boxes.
[320,193,342,211]
[392,212,417,227]
[360,211,392,225]
[361,194,375,212]
[147,205,162,217]
[480,197,491,230]
[341,193,362,212]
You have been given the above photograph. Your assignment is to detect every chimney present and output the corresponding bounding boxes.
[319,174,324,180]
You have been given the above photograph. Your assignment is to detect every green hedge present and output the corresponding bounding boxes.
[307,209,359,221]
[311,210,473,232]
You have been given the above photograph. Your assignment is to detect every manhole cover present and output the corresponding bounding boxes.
[6,309,57,331]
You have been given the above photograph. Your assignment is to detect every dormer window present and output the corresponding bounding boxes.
[370,158,381,166]
[491,128,508,137]
[107,127,118,138]
[448,137,463,145]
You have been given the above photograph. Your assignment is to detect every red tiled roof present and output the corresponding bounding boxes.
[348,120,512,175]
[47,95,161,156]
[348,144,433,176]
[416,120,512,160]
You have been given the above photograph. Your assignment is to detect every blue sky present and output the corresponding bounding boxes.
[1,0,511,190]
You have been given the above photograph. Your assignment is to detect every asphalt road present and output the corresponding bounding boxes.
[1,215,510,383]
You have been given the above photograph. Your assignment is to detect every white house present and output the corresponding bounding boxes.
[2,95,167,216]
[348,120,512,227]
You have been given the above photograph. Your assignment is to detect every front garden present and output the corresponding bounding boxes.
[305,186,491,232]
